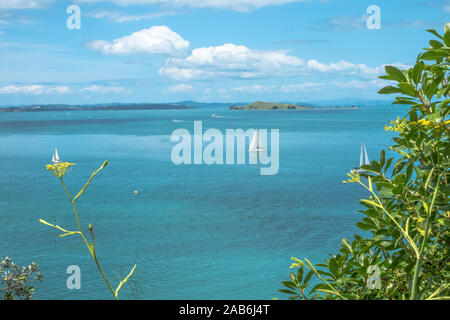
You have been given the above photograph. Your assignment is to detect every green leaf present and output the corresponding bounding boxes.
[341,238,352,253]
[278,289,298,295]
[393,97,417,105]
[385,66,407,83]
[380,241,392,247]
[424,80,440,99]
[356,222,371,231]
[304,270,314,284]
[444,30,450,46]
[297,268,304,282]
[412,62,424,85]
[421,50,447,60]
[378,86,402,94]
[378,74,394,80]
[329,258,338,277]
[361,199,383,209]
[281,281,296,289]
[398,83,417,97]
[429,40,444,49]
[426,29,443,40]
[409,110,418,122]
[380,150,386,168]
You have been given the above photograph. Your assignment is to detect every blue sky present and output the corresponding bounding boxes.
[0,0,448,105]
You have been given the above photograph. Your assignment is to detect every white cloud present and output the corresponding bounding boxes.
[76,0,307,12]
[306,59,383,77]
[158,42,407,81]
[87,10,178,23]
[0,84,70,95]
[280,79,388,93]
[227,79,390,95]
[281,82,320,93]
[168,84,193,92]
[87,26,189,56]
[159,43,304,80]
[331,79,386,89]
[0,84,130,95]
[0,0,53,10]
[231,84,276,93]
[80,85,125,93]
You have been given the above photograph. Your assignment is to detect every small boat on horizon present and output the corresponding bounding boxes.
[351,138,370,174]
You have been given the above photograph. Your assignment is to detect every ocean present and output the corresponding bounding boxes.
[0,106,404,299]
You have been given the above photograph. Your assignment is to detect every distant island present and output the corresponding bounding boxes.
[229,101,360,110]
[0,103,192,113]
[0,101,363,113]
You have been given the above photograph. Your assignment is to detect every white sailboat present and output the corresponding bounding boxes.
[249,130,265,152]
[352,139,369,173]
[52,148,61,164]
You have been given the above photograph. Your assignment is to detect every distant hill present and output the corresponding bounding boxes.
[229,101,312,110]
[229,101,360,110]
[173,101,247,108]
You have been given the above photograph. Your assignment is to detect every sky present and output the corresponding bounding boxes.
[0,0,448,105]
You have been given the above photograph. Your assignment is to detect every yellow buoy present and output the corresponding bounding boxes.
[134,190,139,195]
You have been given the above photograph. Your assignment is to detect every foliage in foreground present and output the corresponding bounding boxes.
[280,24,449,300]
[1,257,43,300]
[40,159,136,300]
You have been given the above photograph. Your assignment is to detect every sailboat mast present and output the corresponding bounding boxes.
[364,142,370,165]
[360,139,364,167]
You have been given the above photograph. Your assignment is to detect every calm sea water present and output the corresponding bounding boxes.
[0,106,404,299]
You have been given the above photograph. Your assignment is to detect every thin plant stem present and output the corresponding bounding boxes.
[59,177,118,299]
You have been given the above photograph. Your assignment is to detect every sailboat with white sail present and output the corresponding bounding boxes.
[52,148,61,164]
[249,130,265,153]
[352,139,370,173]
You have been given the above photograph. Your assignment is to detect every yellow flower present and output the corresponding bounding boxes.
[417,227,425,236]
[417,119,432,126]
[289,257,304,269]
[385,117,408,132]
[46,162,76,178]
[343,171,361,184]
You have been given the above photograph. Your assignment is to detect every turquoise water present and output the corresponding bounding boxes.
[0,106,403,299]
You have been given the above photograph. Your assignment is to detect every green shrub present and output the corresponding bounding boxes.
[1,257,43,300]
[280,24,449,300]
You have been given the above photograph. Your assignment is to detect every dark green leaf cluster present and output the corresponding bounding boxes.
[280,24,449,300]
[1,257,43,300]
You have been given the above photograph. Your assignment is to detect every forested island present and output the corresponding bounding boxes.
[0,103,192,112]
[229,101,360,110]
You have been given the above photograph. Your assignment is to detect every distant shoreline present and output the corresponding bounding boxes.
[0,101,366,113]
[0,103,192,113]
